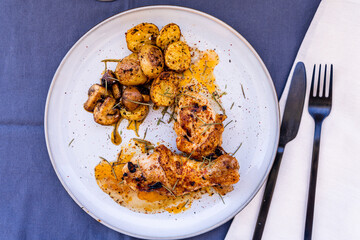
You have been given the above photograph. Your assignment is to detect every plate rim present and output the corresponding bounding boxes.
[44,5,280,239]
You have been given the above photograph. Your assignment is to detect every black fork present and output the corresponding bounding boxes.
[304,64,333,240]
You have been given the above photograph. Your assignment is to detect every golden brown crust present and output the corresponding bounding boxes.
[125,23,159,52]
[93,97,120,125]
[122,145,239,197]
[174,92,226,160]
[115,53,148,86]
[138,44,164,79]
[164,41,191,72]
[156,23,181,50]
[150,71,179,106]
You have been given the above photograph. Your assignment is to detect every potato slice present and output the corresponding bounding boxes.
[115,53,148,86]
[138,44,164,79]
[164,41,191,72]
[120,104,149,121]
[150,72,179,106]
[125,23,159,52]
[156,23,181,50]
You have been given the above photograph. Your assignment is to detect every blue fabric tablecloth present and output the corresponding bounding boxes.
[0,0,320,239]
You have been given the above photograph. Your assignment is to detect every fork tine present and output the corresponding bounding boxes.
[329,64,333,99]
[310,64,316,96]
[317,64,322,96]
[323,64,327,97]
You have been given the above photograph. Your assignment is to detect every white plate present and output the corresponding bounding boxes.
[44,6,280,239]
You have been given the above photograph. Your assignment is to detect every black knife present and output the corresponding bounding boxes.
[252,62,307,240]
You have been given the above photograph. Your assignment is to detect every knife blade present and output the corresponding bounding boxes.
[252,62,307,240]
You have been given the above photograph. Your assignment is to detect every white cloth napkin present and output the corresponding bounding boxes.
[226,0,360,239]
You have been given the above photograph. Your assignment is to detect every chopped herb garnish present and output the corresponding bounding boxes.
[112,101,121,109]
[126,99,152,106]
[68,138,74,147]
[99,156,118,180]
[163,185,176,197]
[212,93,226,115]
[132,138,152,145]
[134,121,139,137]
[231,142,243,156]
[101,59,121,62]
[143,127,148,140]
[157,118,165,125]
[241,83,246,99]
[224,120,233,129]
[219,92,227,98]
[182,199,189,209]
[230,102,235,110]
[172,179,179,191]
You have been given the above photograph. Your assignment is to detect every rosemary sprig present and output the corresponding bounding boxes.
[219,92,227,98]
[212,93,226,115]
[132,138,152,145]
[143,127,148,140]
[99,156,118,180]
[218,192,225,204]
[194,113,205,124]
[241,83,246,99]
[182,199,189,209]
[172,179,179,191]
[201,125,211,135]
[231,142,243,156]
[126,99,152,106]
[68,138,74,147]
[157,118,166,125]
[199,122,221,128]
[134,121,139,137]
[167,108,176,123]
[101,59,121,62]
[224,120,233,129]
[112,101,122,109]
[230,102,235,110]
[163,185,176,197]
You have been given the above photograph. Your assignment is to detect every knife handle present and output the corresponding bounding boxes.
[252,145,285,240]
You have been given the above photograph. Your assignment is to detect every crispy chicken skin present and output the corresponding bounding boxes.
[174,92,226,160]
[122,145,239,197]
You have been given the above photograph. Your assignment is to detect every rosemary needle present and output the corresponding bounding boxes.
[224,120,233,129]
[68,138,74,147]
[99,157,118,180]
[231,142,243,156]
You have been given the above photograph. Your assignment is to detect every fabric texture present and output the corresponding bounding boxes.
[226,0,360,239]
[0,0,320,239]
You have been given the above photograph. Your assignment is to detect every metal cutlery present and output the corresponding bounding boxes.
[253,62,307,240]
[304,64,333,240]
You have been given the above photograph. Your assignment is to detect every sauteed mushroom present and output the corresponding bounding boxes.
[93,97,120,125]
[122,86,144,111]
[83,84,109,112]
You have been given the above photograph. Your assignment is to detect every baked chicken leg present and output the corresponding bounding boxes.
[174,92,226,160]
[122,145,239,197]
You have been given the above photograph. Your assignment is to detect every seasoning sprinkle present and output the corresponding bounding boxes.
[126,99,152,106]
[182,199,190,209]
[143,127,148,140]
[99,157,118,180]
[241,83,246,99]
[172,179,179,191]
[68,138,75,147]
[212,93,226,115]
[101,59,121,62]
[231,142,243,156]
[224,120,233,129]
[163,185,176,197]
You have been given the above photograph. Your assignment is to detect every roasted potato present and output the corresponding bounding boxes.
[164,41,191,72]
[156,23,181,50]
[125,23,159,52]
[120,104,149,121]
[122,86,143,111]
[150,71,179,106]
[115,53,148,86]
[138,44,164,79]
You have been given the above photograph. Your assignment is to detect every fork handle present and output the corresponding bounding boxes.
[304,120,323,240]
